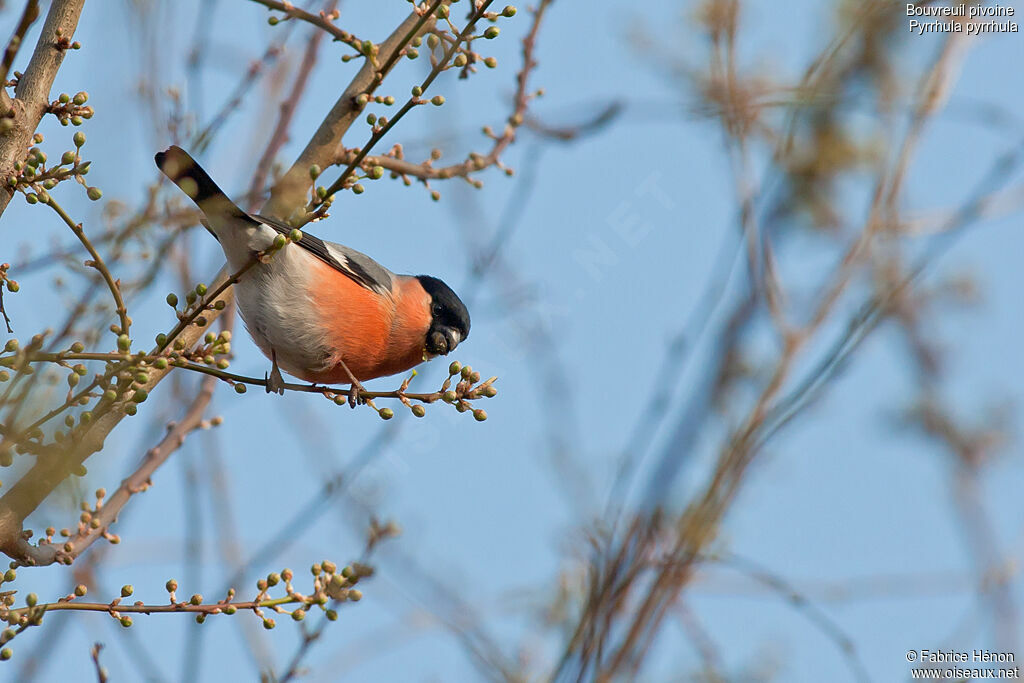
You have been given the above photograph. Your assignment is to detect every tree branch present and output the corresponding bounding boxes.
[261,1,443,218]
[0,0,84,217]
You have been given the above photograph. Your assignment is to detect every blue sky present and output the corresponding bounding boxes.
[1,0,1023,681]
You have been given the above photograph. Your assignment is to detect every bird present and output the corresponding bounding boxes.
[154,145,470,402]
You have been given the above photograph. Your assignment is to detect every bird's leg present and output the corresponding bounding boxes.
[265,349,286,395]
[336,357,366,409]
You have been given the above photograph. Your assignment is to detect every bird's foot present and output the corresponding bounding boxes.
[266,350,286,395]
[337,358,365,409]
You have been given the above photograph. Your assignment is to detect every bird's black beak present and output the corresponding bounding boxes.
[425,327,462,358]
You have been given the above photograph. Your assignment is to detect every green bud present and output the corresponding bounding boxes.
[268,15,279,25]
[484,26,500,39]
[352,183,364,195]
[366,112,376,125]
[153,357,168,369]
[73,132,86,147]
[309,164,321,179]
[59,93,70,104]
[7,281,19,293]
[74,584,87,597]
[484,56,497,68]
[25,593,36,607]
[121,585,133,597]
[71,115,83,126]
[273,234,287,249]
[369,166,384,180]
[263,618,275,630]
[379,408,394,420]
[453,53,467,67]
[234,383,247,394]
[473,409,488,422]
[26,193,38,204]
[72,91,88,106]
[291,609,305,621]
[189,594,202,606]
[119,616,132,628]
[502,5,517,16]
[448,361,461,375]
[124,403,137,416]
[117,334,130,351]
[411,85,423,97]
[431,95,445,106]
[3,569,15,583]
[87,187,102,201]
[0,371,9,382]
[412,404,426,418]
[349,589,362,601]
[289,229,303,242]
[326,609,338,621]
[166,579,178,592]
[195,283,207,296]
[0,648,11,660]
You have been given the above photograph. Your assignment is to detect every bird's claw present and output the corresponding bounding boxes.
[266,350,286,395]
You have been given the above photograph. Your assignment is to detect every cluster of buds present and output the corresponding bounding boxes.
[440,361,495,421]
[0,559,364,660]
[7,131,100,204]
[158,280,233,354]
[47,91,93,127]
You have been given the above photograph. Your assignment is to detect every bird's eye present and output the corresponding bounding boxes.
[432,303,443,315]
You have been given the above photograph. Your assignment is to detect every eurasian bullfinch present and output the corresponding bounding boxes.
[155,146,470,399]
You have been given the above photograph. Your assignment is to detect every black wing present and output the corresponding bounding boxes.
[251,214,394,295]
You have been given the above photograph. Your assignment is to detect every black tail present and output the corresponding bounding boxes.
[154,146,228,206]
